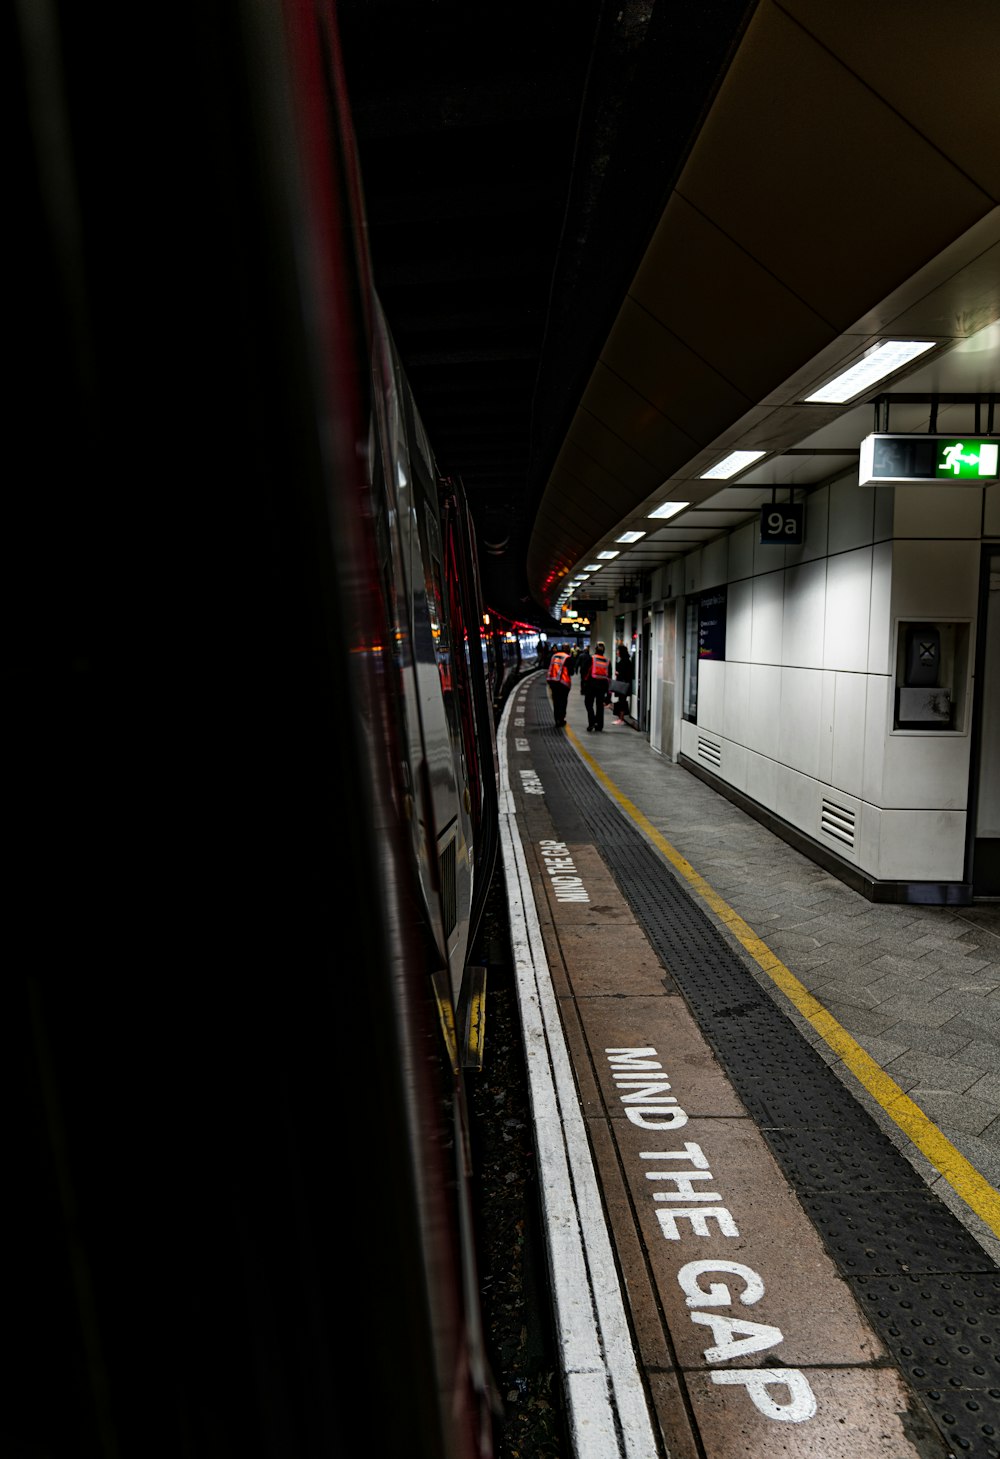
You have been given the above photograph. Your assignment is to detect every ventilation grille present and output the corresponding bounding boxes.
[697,736,722,768]
[440,839,457,936]
[821,797,856,849]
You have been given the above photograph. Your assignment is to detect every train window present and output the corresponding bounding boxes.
[421,503,461,738]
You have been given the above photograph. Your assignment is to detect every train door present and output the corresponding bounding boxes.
[969,547,1000,896]
[639,610,652,731]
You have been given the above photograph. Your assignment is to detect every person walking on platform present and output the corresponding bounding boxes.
[546,644,572,727]
[613,639,633,724]
[584,641,611,732]
[577,641,592,702]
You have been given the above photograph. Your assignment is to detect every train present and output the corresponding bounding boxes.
[483,612,542,713]
[9,3,531,1456]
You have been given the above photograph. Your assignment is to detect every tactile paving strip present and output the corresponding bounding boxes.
[800,1189,996,1276]
[853,1272,1000,1457]
[767,1125,956,1193]
[521,683,1000,1457]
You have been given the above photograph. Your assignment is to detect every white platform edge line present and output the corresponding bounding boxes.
[497,687,660,1459]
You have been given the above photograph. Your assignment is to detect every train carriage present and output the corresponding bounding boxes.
[9,2,504,1455]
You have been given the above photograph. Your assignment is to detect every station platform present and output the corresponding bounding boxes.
[497,669,1000,1459]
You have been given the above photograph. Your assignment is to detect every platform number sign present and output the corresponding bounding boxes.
[759,502,804,545]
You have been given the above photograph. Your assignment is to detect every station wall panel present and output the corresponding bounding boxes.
[867,541,893,675]
[870,807,968,882]
[723,738,749,797]
[785,482,829,565]
[778,666,825,780]
[829,475,878,555]
[774,759,811,838]
[881,732,973,813]
[818,672,837,788]
[701,536,728,591]
[725,577,752,661]
[746,663,782,759]
[985,482,1000,536]
[728,522,754,582]
[891,540,981,619]
[750,570,784,664]
[823,548,873,672]
[830,670,868,800]
[722,659,750,746]
[671,473,990,887]
[745,745,779,815]
[892,485,983,541]
[862,676,891,806]
[696,659,725,738]
[782,558,826,668]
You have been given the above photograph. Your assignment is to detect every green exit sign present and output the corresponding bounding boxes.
[859,433,1000,485]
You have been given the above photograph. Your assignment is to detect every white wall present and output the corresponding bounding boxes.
[674,474,989,886]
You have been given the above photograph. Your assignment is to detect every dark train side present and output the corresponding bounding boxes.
[9,3,517,1456]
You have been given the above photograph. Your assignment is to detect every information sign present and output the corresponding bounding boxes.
[759,502,804,545]
[698,588,726,660]
[859,433,999,486]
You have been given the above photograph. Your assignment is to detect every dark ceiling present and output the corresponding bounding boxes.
[336,0,757,626]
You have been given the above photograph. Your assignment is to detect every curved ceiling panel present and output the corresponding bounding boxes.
[529,0,1000,611]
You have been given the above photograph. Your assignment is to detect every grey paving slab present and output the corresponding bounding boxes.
[910,926,983,947]
[805,943,934,974]
[866,954,938,980]
[903,1089,998,1138]
[869,975,945,1006]
[884,1021,982,1059]
[963,1041,1000,1072]
[822,1003,901,1036]
[814,960,918,989]
[966,1069,1000,1107]
[812,982,883,1013]
[855,1032,911,1067]
[884,1049,987,1096]
[943,1016,1000,1052]
[866,995,960,1028]
[919,965,1000,992]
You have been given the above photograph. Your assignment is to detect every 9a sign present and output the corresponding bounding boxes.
[759,503,804,545]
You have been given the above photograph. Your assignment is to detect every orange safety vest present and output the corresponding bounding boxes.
[589,654,609,680]
[547,652,571,686]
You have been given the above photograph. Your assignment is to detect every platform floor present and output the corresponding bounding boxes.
[498,672,1000,1459]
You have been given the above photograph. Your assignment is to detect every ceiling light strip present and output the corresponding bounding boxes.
[804,340,935,404]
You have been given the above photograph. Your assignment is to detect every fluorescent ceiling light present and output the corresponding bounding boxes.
[804,340,935,403]
[648,500,689,520]
[700,450,766,480]
[597,549,619,559]
[616,530,645,543]
[583,563,602,571]
[572,574,590,582]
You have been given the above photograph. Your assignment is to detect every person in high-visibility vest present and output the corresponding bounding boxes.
[545,644,573,727]
[583,640,611,732]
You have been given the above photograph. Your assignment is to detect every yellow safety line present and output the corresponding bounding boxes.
[575,740,1000,1238]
